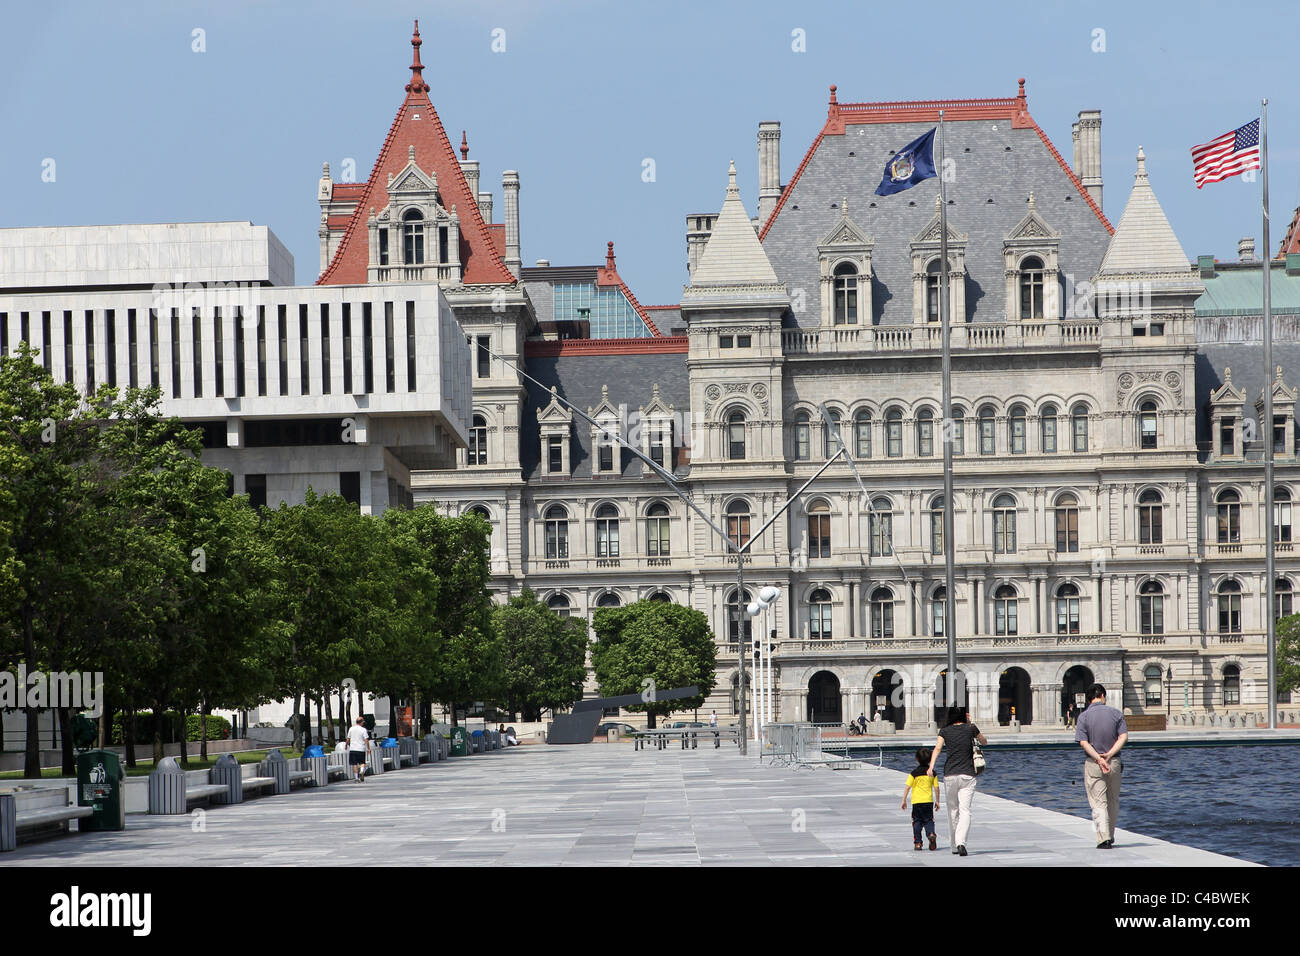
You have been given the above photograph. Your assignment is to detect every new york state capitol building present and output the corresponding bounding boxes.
[5,26,1299,731]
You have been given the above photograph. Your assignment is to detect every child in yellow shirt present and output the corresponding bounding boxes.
[901,747,940,850]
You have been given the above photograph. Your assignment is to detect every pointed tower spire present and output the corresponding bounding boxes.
[685,161,781,287]
[406,20,430,96]
[1097,145,1192,276]
[605,241,617,271]
[460,130,469,160]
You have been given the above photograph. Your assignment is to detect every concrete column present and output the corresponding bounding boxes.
[502,170,521,277]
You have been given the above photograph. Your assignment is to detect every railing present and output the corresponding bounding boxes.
[781,633,1121,654]
[1138,546,1165,555]
[780,319,1101,356]
[543,560,569,570]
[595,559,621,568]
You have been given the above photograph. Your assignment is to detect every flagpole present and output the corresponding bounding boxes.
[1261,98,1277,731]
[938,111,958,710]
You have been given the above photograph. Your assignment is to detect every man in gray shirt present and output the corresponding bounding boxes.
[1074,683,1128,848]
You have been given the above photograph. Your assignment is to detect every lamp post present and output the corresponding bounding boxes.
[747,587,781,743]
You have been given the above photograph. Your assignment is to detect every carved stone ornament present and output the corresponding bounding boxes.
[1165,371,1181,390]
[705,384,722,401]
[752,383,768,399]
[1118,372,1135,390]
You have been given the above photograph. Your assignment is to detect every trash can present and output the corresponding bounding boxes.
[450,726,469,757]
[76,749,125,831]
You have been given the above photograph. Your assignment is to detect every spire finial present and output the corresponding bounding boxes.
[1017,77,1026,101]
[605,241,616,271]
[460,130,469,161]
[841,195,849,218]
[727,159,739,197]
[601,384,609,401]
[1278,364,1285,383]
[406,20,430,96]
[652,382,660,399]
[408,145,415,163]
[829,84,838,104]
[1135,145,1148,181]
[1027,191,1035,209]
[1224,367,1233,387]
[935,194,942,211]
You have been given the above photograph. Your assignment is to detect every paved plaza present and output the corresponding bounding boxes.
[0,743,1252,866]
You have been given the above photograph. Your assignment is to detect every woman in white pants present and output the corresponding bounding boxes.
[926,706,987,856]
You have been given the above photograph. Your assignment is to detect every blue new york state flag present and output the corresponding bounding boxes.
[875,128,937,196]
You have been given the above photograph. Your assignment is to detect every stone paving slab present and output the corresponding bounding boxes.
[0,744,1255,866]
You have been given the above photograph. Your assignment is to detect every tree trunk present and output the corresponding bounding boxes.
[59,707,74,776]
[178,711,189,767]
[291,692,301,751]
[152,706,165,764]
[647,710,657,730]
[21,609,40,778]
[199,703,210,761]
[125,706,137,769]
[315,696,324,746]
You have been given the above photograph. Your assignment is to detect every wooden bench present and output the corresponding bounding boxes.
[682,727,740,749]
[1,786,93,851]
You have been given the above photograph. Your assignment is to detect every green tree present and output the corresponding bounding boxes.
[495,588,588,721]
[1278,614,1300,700]
[591,601,717,729]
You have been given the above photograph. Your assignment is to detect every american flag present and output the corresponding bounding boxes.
[1191,119,1261,188]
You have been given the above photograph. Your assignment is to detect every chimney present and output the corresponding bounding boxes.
[685,213,714,277]
[1072,110,1103,210]
[1238,237,1256,262]
[477,192,494,223]
[535,259,550,268]
[757,121,782,224]
[502,170,521,277]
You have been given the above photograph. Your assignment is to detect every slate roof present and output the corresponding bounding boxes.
[759,84,1114,327]
[520,350,690,480]
[1196,344,1300,447]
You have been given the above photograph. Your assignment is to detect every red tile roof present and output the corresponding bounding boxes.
[525,336,687,357]
[759,79,1112,239]
[1279,206,1300,259]
[317,22,515,286]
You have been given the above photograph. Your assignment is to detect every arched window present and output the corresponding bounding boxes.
[595,503,620,558]
[809,588,833,639]
[931,585,947,637]
[402,208,425,265]
[994,584,1018,636]
[949,405,965,455]
[929,495,945,555]
[1275,487,1293,543]
[1054,492,1079,553]
[1276,578,1294,620]
[925,259,942,322]
[1072,404,1089,452]
[1216,489,1241,544]
[1055,582,1080,635]
[1223,664,1241,705]
[979,405,996,456]
[1144,665,1164,705]
[869,497,893,557]
[916,407,935,457]
[854,410,872,459]
[886,408,903,457]
[1139,400,1159,450]
[468,414,488,465]
[793,411,811,461]
[595,593,621,608]
[468,505,491,521]
[1009,405,1027,455]
[992,493,1017,554]
[548,593,571,618]
[646,502,670,557]
[870,587,894,639]
[1139,580,1164,635]
[1139,489,1163,544]
[1040,403,1058,453]
[1217,579,1242,634]
[727,588,752,644]
[726,499,751,549]
[727,410,746,461]
[544,505,569,559]
[807,500,831,558]
[647,590,672,604]
[823,409,843,458]
[1019,255,1045,319]
[833,262,859,325]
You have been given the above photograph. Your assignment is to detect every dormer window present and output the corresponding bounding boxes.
[547,436,564,474]
[833,263,859,325]
[403,209,425,264]
[379,229,389,266]
[925,260,942,322]
[1018,255,1045,319]
[1220,418,1235,456]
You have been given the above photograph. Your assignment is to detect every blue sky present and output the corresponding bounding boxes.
[3,0,1297,305]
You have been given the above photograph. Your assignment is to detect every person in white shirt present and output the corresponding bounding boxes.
[709,711,719,748]
[347,717,371,783]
